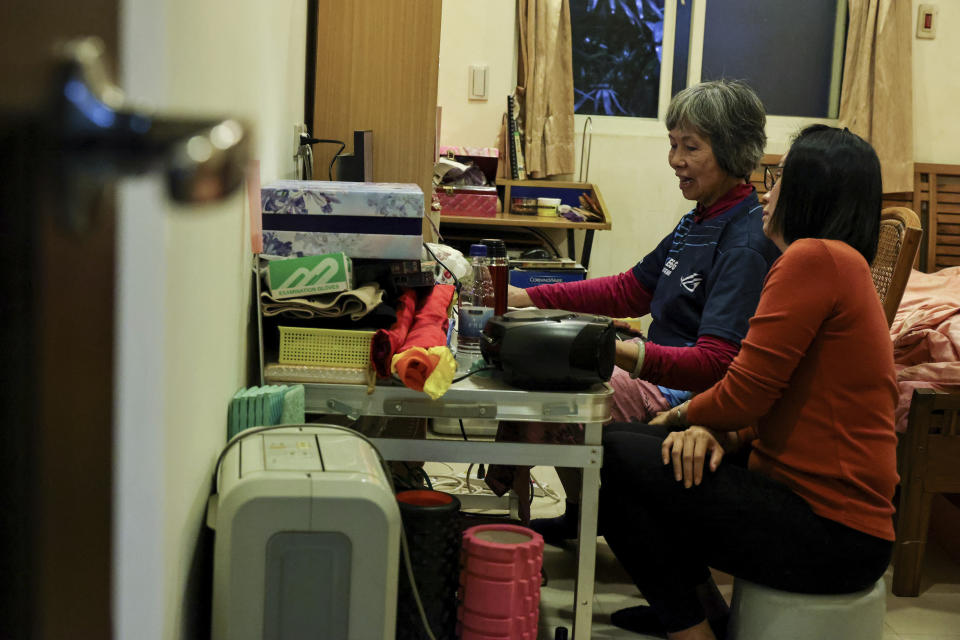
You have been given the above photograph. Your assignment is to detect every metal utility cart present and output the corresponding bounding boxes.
[305,374,613,640]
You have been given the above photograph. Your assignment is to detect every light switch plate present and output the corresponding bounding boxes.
[469,64,489,101]
[917,4,938,39]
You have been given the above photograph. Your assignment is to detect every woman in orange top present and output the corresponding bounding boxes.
[600,125,898,640]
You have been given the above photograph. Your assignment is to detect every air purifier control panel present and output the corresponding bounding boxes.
[262,434,323,471]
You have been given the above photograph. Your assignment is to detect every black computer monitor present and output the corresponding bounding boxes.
[334,130,373,182]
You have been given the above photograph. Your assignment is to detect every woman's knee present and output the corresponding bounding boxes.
[601,428,665,485]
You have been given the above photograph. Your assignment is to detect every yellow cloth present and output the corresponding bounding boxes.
[391,346,457,400]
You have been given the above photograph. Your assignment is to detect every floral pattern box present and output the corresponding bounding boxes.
[260,180,424,260]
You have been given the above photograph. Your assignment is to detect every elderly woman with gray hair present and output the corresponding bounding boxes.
[488,79,780,543]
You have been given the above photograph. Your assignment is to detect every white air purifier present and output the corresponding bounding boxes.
[207,425,400,640]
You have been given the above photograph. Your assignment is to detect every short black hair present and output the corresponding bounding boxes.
[768,124,882,264]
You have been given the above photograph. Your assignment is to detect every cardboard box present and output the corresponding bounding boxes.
[509,265,586,288]
[265,252,353,299]
[260,180,423,259]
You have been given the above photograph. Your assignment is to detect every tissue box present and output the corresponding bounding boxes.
[265,252,353,300]
[435,185,498,217]
[261,180,423,259]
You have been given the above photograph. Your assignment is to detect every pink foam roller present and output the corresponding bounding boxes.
[458,524,544,640]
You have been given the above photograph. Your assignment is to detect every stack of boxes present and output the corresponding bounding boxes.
[258,180,433,385]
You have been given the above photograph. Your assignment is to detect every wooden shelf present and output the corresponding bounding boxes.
[438,179,612,268]
[439,212,611,230]
[494,179,610,224]
[495,178,595,189]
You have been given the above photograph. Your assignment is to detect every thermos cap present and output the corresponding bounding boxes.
[481,238,507,257]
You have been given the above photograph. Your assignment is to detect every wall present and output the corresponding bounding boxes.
[437,0,518,149]
[439,1,960,279]
[119,1,306,638]
[912,0,960,165]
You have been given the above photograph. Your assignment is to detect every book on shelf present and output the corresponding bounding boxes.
[507,94,519,179]
[509,257,578,269]
[507,93,527,180]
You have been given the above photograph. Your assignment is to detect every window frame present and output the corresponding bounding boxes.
[573,0,847,146]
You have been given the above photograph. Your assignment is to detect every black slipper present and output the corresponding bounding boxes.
[610,605,728,639]
[610,605,666,637]
[530,501,580,546]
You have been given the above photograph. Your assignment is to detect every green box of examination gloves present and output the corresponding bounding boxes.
[265,252,354,300]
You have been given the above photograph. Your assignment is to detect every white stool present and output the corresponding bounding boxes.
[727,578,886,640]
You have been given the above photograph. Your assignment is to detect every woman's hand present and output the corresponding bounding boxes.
[661,426,725,488]
[507,285,534,308]
[648,400,690,428]
[648,409,671,427]
[612,319,645,338]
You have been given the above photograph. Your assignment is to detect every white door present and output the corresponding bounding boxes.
[0,2,306,638]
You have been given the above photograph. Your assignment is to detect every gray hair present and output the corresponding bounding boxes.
[666,80,767,180]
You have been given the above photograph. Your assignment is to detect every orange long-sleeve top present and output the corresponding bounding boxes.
[687,238,899,540]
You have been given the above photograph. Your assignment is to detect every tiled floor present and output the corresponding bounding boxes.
[425,462,960,640]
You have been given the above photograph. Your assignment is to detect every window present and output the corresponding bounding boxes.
[571,0,666,118]
[700,0,846,118]
[572,0,847,120]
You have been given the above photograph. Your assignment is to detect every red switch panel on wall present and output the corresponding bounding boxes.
[917,4,938,39]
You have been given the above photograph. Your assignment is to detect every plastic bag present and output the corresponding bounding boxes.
[423,242,471,287]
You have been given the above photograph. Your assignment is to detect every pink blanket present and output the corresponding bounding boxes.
[890,267,960,432]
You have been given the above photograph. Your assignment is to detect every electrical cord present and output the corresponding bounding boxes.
[525,227,563,258]
[418,465,433,490]
[389,366,494,388]
[459,419,485,480]
[530,471,563,505]
[452,366,496,383]
[211,423,439,640]
[301,136,345,181]
[421,241,462,295]
[294,143,315,180]
[425,212,444,245]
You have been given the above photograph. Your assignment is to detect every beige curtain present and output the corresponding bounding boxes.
[839,0,914,193]
[517,0,575,179]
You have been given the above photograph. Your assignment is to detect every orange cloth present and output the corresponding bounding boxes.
[688,239,899,541]
[392,346,456,400]
[394,348,442,391]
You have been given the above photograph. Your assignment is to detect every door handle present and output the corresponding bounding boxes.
[52,37,251,227]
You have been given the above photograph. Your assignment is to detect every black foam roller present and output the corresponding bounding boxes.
[395,490,462,640]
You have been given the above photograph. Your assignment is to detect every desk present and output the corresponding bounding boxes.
[304,375,613,640]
